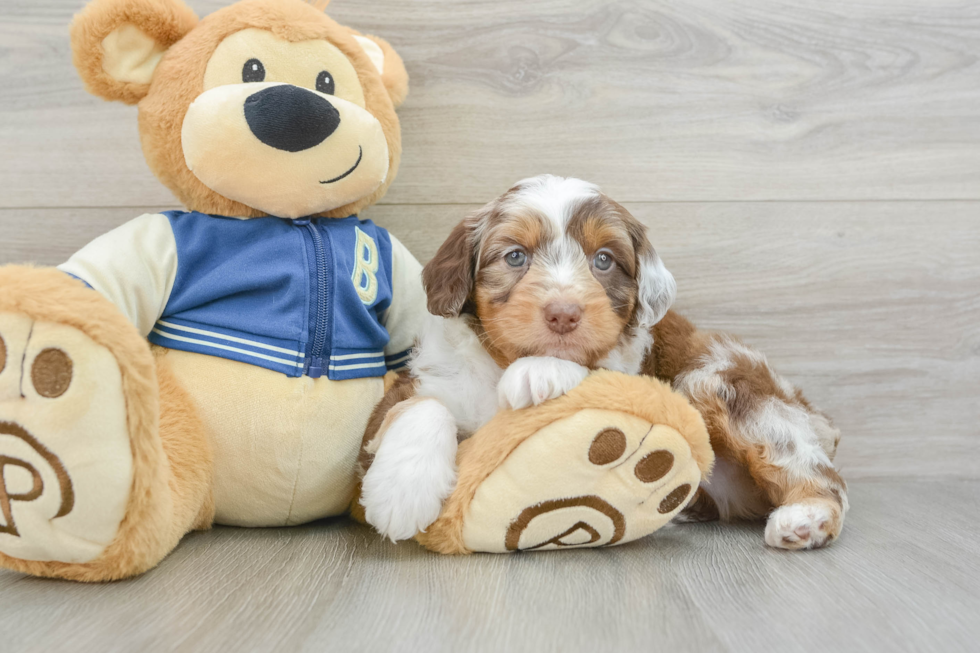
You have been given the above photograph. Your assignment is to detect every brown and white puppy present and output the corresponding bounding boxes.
[361,175,847,550]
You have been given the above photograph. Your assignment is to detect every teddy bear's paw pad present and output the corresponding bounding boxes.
[0,313,133,564]
[461,409,702,552]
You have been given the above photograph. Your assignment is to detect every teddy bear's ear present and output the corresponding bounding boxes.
[352,33,409,108]
[70,0,198,105]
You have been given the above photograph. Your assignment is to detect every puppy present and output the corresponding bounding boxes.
[360,175,847,550]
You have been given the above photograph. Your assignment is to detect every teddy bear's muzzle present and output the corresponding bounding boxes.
[181,81,390,218]
[244,85,341,153]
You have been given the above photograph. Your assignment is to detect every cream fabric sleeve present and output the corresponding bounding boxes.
[382,233,428,361]
[57,213,178,337]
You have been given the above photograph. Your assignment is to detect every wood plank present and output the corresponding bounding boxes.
[0,480,976,653]
[2,0,980,208]
[2,201,977,480]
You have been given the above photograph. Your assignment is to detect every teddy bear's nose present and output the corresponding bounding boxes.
[244,85,341,152]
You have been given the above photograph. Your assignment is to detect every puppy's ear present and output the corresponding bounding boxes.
[351,33,409,108]
[622,211,676,328]
[71,0,198,105]
[423,216,478,318]
[635,245,677,327]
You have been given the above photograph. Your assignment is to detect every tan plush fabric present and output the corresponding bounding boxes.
[1,0,413,581]
[162,349,384,526]
[136,0,404,219]
[0,312,133,563]
[180,78,388,219]
[100,23,168,85]
[416,371,713,554]
[70,0,199,105]
[0,267,211,581]
[70,0,406,218]
[57,213,177,336]
[461,410,704,552]
[349,31,409,109]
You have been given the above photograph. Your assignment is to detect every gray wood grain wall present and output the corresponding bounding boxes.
[2,0,978,480]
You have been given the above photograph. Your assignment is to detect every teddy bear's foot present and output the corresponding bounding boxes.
[0,265,205,581]
[466,409,702,551]
[416,371,714,554]
[0,311,134,565]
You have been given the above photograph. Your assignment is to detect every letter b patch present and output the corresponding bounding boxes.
[351,227,379,304]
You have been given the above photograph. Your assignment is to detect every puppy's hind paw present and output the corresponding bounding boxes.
[765,500,842,550]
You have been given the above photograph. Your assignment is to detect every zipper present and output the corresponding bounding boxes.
[294,218,330,378]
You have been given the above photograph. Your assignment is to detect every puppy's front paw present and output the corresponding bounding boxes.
[360,399,459,542]
[498,357,590,410]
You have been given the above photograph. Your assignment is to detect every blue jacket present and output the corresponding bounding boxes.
[60,211,427,381]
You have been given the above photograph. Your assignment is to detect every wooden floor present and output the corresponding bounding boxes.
[1,0,978,651]
[1,481,977,653]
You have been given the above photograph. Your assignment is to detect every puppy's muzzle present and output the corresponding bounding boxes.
[544,302,583,335]
[244,85,340,152]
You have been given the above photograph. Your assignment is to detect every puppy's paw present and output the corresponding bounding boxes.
[360,399,458,542]
[765,499,842,550]
[498,357,589,410]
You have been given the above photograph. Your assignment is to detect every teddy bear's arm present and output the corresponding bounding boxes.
[379,233,429,370]
[57,213,178,336]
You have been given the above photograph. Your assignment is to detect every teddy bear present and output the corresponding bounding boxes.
[0,0,712,581]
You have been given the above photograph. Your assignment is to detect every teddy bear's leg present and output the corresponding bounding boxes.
[414,372,714,554]
[0,266,213,581]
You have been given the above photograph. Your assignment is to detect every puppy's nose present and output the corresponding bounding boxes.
[544,303,583,335]
[244,85,340,152]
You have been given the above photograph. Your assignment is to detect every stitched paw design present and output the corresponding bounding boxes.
[0,312,133,564]
[461,408,702,552]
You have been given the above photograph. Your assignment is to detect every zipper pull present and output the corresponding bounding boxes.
[292,218,311,226]
[307,357,323,379]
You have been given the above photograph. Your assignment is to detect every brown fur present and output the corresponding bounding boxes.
[0,267,213,581]
[349,30,409,108]
[679,487,721,522]
[419,180,846,545]
[357,372,417,474]
[70,0,199,105]
[647,310,845,540]
[422,187,846,545]
[425,190,639,369]
[154,348,215,533]
[646,310,705,381]
[348,373,418,524]
[71,0,405,219]
[474,261,622,368]
[415,370,714,554]
[422,214,479,318]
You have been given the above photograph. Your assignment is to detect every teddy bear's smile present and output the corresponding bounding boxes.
[321,145,362,184]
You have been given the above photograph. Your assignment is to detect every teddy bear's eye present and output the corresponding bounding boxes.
[316,71,335,95]
[242,58,265,83]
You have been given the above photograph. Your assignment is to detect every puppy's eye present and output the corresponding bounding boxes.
[593,251,614,272]
[242,59,266,83]
[316,71,335,95]
[505,250,527,267]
